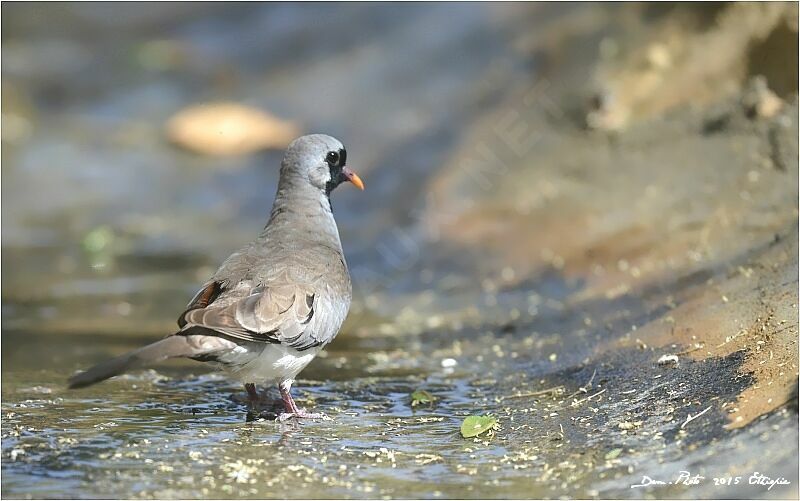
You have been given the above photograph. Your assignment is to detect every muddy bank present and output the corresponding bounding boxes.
[412,3,799,497]
[422,2,799,432]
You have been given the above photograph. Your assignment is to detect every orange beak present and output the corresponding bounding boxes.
[342,167,365,190]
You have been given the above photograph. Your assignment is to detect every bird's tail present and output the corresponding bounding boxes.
[68,335,201,389]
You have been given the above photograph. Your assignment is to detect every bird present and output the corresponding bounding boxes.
[68,134,364,421]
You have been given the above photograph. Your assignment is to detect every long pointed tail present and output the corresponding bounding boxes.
[68,336,202,389]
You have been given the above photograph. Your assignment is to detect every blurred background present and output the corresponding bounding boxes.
[2,3,798,499]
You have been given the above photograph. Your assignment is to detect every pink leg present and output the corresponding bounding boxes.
[277,380,329,421]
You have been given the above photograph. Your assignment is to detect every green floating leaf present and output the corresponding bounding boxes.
[411,389,435,407]
[460,415,497,438]
[82,226,115,254]
[605,448,623,460]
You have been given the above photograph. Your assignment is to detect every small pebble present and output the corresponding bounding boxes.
[657,354,679,366]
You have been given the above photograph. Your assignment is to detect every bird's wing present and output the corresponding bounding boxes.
[179,282,324,351]
[178,281,224,328]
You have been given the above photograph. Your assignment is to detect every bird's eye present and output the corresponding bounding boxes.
[326,151,340,166]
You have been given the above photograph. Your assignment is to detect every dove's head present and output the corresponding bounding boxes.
[281,134,364,195]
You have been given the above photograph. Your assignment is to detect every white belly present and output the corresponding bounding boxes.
[216,344,321,384]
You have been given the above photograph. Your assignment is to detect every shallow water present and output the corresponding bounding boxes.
[4,321,797,499]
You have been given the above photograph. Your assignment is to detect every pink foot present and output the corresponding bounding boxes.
[277,381,329,421]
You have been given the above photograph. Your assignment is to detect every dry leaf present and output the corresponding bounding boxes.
[166,102,300,156]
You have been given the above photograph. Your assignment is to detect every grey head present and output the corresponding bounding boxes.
[281,134,364,196]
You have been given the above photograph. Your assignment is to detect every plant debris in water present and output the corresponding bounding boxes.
[81,226,115,254]
[460,415,497,438]
[410,389,436,407]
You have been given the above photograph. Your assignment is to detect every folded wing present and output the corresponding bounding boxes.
[179,282,323,351]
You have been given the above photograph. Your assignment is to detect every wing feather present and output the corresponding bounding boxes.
[179,282,322,350]
[178,281,223,328]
